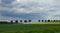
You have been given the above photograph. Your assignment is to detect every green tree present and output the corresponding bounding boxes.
[11,20,13,23]
[45,20,47,22]
[20,20,22,23]
[15,20,18,23]
[28,20,31,22]
[38,20,40,22]
[42,20,44,22]
[54,20,56,22]
[24,20,27,23]
[48,20,50,22]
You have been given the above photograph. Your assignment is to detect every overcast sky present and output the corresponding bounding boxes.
[0,0,60,21]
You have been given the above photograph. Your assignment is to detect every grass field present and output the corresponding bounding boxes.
[0,22,60,33]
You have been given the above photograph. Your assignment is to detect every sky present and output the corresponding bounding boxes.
[0,0,60,21]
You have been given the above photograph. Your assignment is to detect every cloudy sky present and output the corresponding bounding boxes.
[0,0,60,21]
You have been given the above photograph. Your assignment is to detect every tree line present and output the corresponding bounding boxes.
[38,20,60,22]
[0,20,31,24]
[0,20,60,24]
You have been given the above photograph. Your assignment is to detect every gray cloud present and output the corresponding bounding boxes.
[0,0,60,20]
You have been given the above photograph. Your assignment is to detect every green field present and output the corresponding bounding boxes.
[0,23,60,33]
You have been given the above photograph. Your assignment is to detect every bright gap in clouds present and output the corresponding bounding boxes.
[16,0,21,2]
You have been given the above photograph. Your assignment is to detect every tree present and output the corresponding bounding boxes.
[42,20,44,22]
[48,20,50,22]
[38,20,40,22]
[0,21,9,24]
[28,20,31,22]
[24,20,27,23]
[45,20,47,22]
[20,20,22,23]
[54,20,56,22]
[15,20,18,23]
[11,20,13,23]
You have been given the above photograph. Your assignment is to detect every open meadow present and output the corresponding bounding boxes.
[0,22,60,33]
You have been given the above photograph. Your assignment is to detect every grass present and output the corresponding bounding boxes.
[0,22,60,33]
[24,22,60,24]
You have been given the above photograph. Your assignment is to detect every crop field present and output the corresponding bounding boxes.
[0,22,60,33]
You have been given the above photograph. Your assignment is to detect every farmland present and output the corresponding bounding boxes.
[0,23,60,33]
